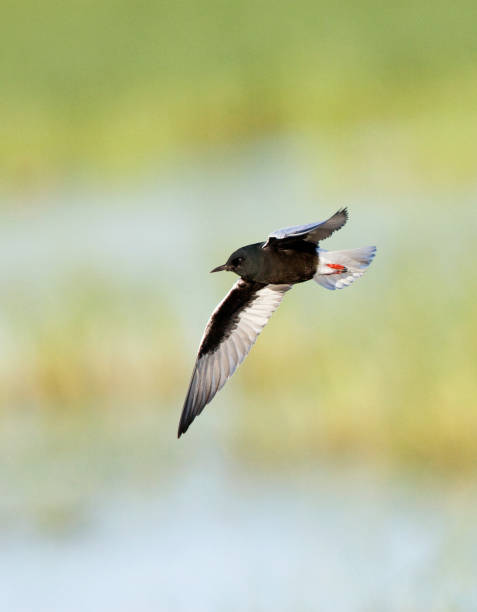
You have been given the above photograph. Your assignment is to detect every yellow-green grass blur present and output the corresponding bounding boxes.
[2,216,476,476]
[2,0,477,191]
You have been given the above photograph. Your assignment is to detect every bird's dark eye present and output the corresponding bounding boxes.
[232,256,244,267]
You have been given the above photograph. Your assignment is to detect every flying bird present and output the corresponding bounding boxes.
[178,208,376,437]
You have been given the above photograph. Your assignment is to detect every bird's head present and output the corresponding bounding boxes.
[211,245,258,278]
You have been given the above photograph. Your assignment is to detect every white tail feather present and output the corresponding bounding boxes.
[314,246,376,290]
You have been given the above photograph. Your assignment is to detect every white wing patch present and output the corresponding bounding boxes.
[314,246,376,290]
[183,282,291,429]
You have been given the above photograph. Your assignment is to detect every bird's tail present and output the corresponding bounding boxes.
[314,246,376,290]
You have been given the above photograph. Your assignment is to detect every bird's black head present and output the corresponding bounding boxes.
[210,244,261,279]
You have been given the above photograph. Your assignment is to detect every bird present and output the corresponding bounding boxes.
[178,208,376,437]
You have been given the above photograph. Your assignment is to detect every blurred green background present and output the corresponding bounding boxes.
[1,2,477,611]
[2,0,477,190]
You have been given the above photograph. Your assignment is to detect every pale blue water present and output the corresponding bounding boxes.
[2,460,477,612]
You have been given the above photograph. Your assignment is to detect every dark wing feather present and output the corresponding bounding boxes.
[264,208,348,248]
[178,279,291,437]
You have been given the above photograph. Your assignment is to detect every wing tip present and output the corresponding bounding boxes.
[177,411,192,438]
[177,386,194,438]
[338,206,349,220]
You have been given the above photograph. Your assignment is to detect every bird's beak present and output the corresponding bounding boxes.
[210,264,228,273]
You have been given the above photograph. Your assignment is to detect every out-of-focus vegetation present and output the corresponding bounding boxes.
[1,0,477,190]
[1,196,476,478]
[237,267,477,473]
[0,279,182,409]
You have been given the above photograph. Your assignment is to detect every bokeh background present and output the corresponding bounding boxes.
[2,2,477,610]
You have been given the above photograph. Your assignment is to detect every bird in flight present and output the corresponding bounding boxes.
[178,208,376,437]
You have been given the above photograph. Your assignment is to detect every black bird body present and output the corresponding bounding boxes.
[178,208,376,437]
[226,241,318,285]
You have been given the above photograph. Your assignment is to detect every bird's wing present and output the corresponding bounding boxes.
[178,279,291,436]
[264,208,348,248]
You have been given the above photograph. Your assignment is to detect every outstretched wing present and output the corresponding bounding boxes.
[264,208,348,248]
[178,279,291,437]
